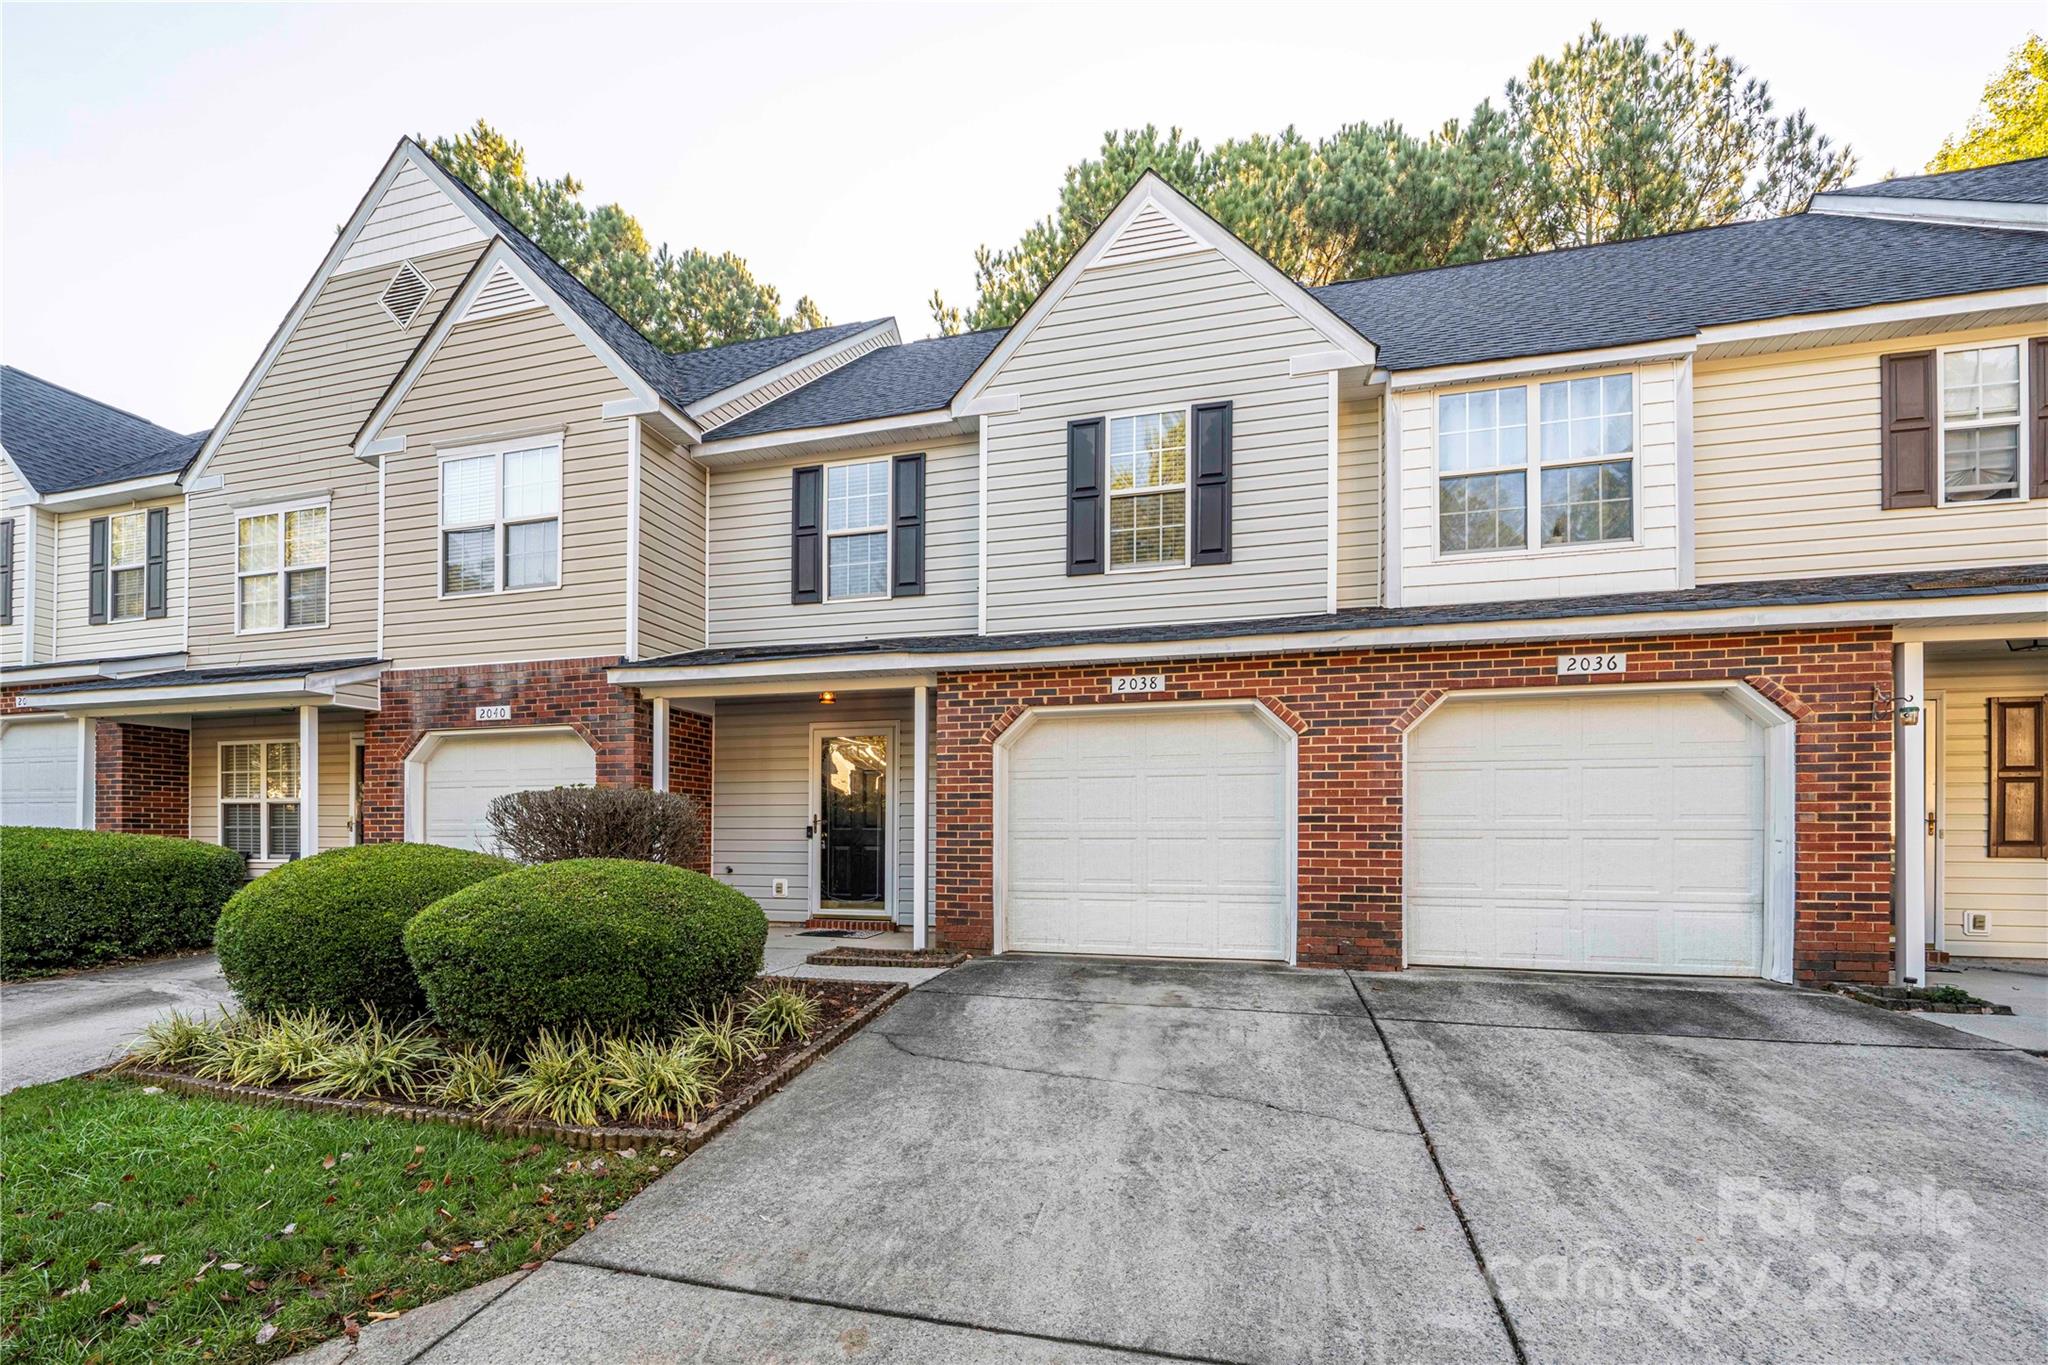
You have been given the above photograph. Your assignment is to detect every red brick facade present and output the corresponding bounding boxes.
[361,657,655,843]
[666,705,714,872]
[94,721,189,836]
[934,626,1895,985]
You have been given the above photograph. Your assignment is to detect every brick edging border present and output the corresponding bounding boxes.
[107,980,909,1153]
[806,948,972,968]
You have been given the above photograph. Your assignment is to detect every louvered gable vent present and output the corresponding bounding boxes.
[379,260,433,328]
[458,260,541,324]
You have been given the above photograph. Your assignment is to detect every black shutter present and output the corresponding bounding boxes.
[0,519,13,627]
[145,507,169,618]
[88,516,109,625]
[2029,337,2046,500]
[1879,350,1937,510]
[790,465,823,604]
[1189,401,1234,565]
[891,453,926,597]
[1066,419,1105,575]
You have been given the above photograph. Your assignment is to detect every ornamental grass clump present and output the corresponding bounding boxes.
[499,1030,606,1127]
[745,984,823,1047]
[191,1009,263,1083]
[435,1043,514,1111]
[600,1035,716,1124]
[297,1007,446,1101]
[121,1009,217,1071]
[231,1006,343,1087]
[680,1003,766,1082]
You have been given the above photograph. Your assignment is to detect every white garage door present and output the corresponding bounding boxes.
[1,720,82,828]
[1406,691,1765,976]
[1002,706,1292,960]
[421,730,595,852]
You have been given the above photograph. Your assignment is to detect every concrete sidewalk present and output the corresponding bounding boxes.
[0,953,234,1093]
[1914,959,2048,1052]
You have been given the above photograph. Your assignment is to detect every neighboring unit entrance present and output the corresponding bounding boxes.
[1405,690,1767,976]
[415,728,596,852]
[999,704,1295,961]
[0,720,81,828]
[812,730,891,916]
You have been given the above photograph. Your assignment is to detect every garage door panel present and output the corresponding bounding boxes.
[1673,834,1764,898]
[1495,764,1573,822]
[1580,763,1668,823]
[422,731,596,852]
[1411,833,1490,894]
[1411,766,1487,823]
[1581,906,1666,969]
[1673,761,1763,822]
[2,722,82,828]
[1495,837,1569,895]
[1580,836,1665,895]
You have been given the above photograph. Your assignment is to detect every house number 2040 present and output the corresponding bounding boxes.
[474,704,513,721]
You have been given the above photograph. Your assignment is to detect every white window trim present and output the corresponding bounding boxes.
[1103,403,1193,574]
[1934,340,2030,507]
[1430,367,1644,563]
[821,453,892,604]
[436,434,565,600]
[106,509,148,622]
[234,497,330,635]
[218,738,302,863]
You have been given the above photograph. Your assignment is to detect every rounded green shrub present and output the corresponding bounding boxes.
[404,858,767,1046]
[214,843,513,1019]
[1,827,245,977]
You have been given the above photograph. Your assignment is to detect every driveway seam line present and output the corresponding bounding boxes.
[548,1256,1256,1365]
[866,1027,1420,1138]
[1367,1014,2019,1051]
[1348,971,1528,1365]
[392,1269,535,1364]
[910,983,1366,1019]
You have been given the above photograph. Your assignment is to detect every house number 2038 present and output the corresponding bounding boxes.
[1111,674,1167,695]
[1556,653,1627,677]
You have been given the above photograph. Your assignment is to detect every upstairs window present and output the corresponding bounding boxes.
[441,437,562,595]
[237,504,327,631]
[1108,410,1188,569]
[1437,372,1636,555]
[825,459,889,600]
[1941,344,2022,502]
[108,510,149,621]
[219,740,300,861]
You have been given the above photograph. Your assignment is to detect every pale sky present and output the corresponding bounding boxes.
[2,1,2037,432]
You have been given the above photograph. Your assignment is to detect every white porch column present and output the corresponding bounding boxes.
[1895,641,1927,985]
[75,717,95,829]
[651,697,670,792]
[298,704,320,859]
[914,683,929,950]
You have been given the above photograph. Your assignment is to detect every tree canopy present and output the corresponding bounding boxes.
[931,24,1855,334]
[1928,33,2048,173]
[427,121,826,351]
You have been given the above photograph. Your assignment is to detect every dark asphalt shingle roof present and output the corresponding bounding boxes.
[1312,210,2048,372]
[415,141,882,409]
[1828,156,2048,205]
[1,367,207,495]
[25,657,385,696]
[708,329,1007,440]
[626,563,2048,669]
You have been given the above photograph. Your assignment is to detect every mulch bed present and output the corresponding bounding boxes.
[1834,983,2014,1015]
[112,977,905,1151]
[805,946,970,968]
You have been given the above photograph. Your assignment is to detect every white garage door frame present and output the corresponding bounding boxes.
[992,699,1301,964]
[1401,680,1798,983]
[402,724,592,846]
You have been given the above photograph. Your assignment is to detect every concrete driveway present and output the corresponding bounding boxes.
[1,952,233,1092]
[390,958,2040,1363]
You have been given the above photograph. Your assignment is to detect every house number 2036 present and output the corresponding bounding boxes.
[1556,653,1627,677]
[1111,674,1167,695]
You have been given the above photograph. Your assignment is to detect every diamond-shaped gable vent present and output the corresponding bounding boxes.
[379,261,432,328]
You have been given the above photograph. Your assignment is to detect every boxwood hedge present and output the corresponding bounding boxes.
[0,827,245,977]
[404,858,767,1046]
[214,843,513,1019]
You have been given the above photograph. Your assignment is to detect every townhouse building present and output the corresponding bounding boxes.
[3,143,2045,987]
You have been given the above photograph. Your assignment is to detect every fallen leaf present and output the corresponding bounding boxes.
[139,1254,164,1266]
[368,1311,401,1323]
[140,1086,163,1095]
[89,1202,114,1214]
[341,1317,361,1342]
[246,1278,268,1292]
[321,1154,336,1170]
[519,1261,541,1271]
[413,1145,425,1155]
[279,1223,296,1237]
[228,1123,244,1133]
[255,1324,277,1345]
[97,1297,128,1319]
[120,1173,136,1184]
[416,1180,434,1194]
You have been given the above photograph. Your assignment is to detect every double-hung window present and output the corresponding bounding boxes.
[237,504,327,631]
[824,459,889,600]
[107,510,149,621]
[1940,344,2022,502]
[441,437,562,595]
[1437,372,1635,555]
[1108,409,1188,569]
[219,740,300,861]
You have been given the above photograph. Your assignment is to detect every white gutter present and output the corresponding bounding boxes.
[1806,194,2048,233]
[36,474,186,513]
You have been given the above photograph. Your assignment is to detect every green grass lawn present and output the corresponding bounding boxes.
[2,1077,675,1363]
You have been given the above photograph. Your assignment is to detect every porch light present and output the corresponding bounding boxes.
[819,691,836,705]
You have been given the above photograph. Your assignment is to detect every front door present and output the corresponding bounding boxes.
[817,732,889,914]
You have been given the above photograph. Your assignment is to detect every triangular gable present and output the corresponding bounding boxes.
[951,172,1375,412]
[458,260,543,324]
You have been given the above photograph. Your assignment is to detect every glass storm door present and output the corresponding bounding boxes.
[818,733,888,912]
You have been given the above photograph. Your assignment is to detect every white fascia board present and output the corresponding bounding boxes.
[1290,350,1362,377]
[21,676,334,713]
[1694,284,2048,351]
[626,672,939,700]
[185,142,418,485]
[0,651,187,685]
[951,172,1375,413]
[1387,337,1699,391]
[607,589,2048,687]
[1807,194,2048,232]
[36,474,186,512]
[0,444,40,501]
[684,320,901,421]
[954,390,1021,418]
[693,410,971,465]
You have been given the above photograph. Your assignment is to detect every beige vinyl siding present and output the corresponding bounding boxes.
[188,714,362,872]
[1929,655,2048,960]
[706,435,978,648]
[1693,325,2048,581]
[52,499,183,661]
[30,508,55,663]
[636,422,706,658]
[336,160,487,275]
[379,303,635,668]
[188,242,487,667]
[710,691,924,925]
[1393,360,1684,606]
[1335,392,1382,609]
[694,327,896,431]
[982,249,1333,633]
[1,458,22,665]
